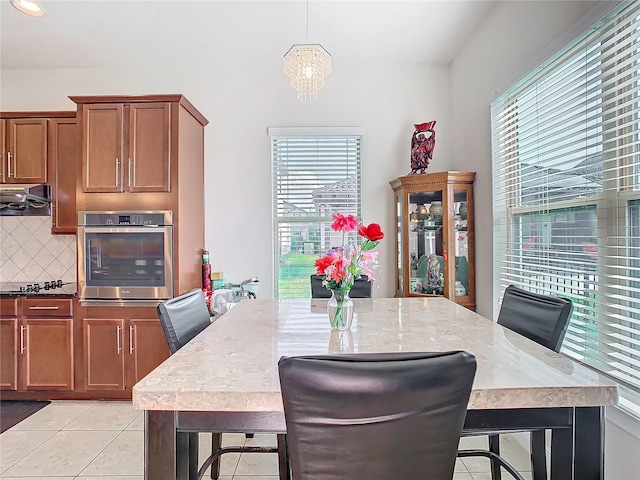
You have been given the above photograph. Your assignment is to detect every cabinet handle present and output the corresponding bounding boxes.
[116,325,122,354]
[20,325,26,354]
[28,305,60,310]
[129,325,134,354]
[115,158,120,188]
[7,152,12,177]
[128,158,132,187]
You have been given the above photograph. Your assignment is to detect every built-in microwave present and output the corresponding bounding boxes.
[77,211,173,302]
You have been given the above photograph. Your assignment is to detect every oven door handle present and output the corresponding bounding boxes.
[80,226,168,234]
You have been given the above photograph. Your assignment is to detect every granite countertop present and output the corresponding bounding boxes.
[132,297,619,412]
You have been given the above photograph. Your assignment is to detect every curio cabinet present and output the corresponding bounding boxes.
[389,171,476,310]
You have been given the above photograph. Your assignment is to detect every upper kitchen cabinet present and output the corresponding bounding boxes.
[48,117,80,234]
[0,115,48,184]
[71,95,207,196]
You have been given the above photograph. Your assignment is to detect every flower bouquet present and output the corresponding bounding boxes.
[314,213,384,329]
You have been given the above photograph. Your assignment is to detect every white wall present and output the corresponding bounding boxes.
[451,1,640,477]
[1,59,451,297]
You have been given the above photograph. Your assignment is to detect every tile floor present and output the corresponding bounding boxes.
[0,401,534,479]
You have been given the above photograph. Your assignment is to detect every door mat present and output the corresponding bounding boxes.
[0,400,51,433]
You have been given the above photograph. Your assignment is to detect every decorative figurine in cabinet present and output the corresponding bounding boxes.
[389,171,476,310]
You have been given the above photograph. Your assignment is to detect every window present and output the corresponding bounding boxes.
[269,127,363,298]
[492,1,640,415]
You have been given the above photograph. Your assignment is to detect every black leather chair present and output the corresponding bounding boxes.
[310,274,372,298]
[462,284,574,480]
[278,351,477,480]
[157,289,289,480]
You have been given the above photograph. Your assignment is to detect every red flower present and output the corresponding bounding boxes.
[314,256,333,275]
[358,223,384,242]
[331,213,359,233]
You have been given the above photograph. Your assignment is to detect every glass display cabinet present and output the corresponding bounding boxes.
[389,171,476,310]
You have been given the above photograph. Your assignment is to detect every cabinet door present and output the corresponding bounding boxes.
[128,319,170,385]
[82,104,124,192]
[7,118,47,183]
[21,318,74,391]
[0,318,18,390]
[0,119,6,183]
[48,118,79,234]
[127,103,171,192]
[83,318,126,390]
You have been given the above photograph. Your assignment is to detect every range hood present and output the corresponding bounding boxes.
[0,184,51,216]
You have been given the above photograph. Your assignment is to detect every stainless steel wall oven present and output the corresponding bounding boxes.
[78,211,173,302]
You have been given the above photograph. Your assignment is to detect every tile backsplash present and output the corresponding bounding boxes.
[0,216,76,283]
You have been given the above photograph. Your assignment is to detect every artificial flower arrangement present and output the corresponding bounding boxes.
[314,213,384,293]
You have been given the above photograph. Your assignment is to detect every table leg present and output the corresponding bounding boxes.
[550,425,573,479]
[146,410,178,480]
[574,406,604,480]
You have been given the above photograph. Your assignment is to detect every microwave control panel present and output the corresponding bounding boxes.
[79,211,173,226]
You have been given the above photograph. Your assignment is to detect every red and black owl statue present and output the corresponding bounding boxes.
[410,121,436,174]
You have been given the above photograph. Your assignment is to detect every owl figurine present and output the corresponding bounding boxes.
[410,121,436,174]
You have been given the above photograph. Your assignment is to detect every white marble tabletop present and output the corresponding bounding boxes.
[132,297,618,412]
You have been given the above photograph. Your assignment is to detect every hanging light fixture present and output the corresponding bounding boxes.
[283,1,331,102]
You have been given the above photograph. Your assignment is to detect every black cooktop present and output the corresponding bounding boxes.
[0,280,77,296]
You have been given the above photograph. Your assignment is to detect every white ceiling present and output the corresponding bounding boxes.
[1,0,495,70]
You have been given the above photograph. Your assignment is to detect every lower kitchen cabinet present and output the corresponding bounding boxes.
[21,318,74,390]
[81,308,170,393]
[0,297,74,392]
[83,318,127,390]
[0,316,18,390]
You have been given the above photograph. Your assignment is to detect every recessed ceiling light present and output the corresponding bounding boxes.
[10,0,45,17]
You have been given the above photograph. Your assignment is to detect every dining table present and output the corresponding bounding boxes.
[132,297,619,480]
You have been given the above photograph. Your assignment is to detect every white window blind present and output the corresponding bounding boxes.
[492,0,640,414]
[269,127,363,298]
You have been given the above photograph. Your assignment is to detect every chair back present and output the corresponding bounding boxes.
[310,274,372,298]
[497,285,573,352]
[157,289,211,354]
[278,351,477,480]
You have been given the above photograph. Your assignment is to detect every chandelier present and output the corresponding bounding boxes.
[283,1,331,102]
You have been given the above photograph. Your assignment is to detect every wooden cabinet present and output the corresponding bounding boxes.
[81,305,170,393]
[83,318,126,390]
[128,318,170,384]
[1,297,74,392]
[0,117,48,183]
[48,117,79,234]
[390,171,476,311]
[80,102,170,193]
[0,119,6,183]
[0,299,18,390]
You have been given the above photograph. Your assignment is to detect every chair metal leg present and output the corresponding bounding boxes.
[488,434,503,480]
[530,430,548,480]
[277,433,290,480]
[210,433,221,480]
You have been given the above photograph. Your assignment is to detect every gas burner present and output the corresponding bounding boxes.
[18,280,65,293]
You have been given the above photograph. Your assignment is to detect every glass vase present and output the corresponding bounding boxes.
[327,289,354,330]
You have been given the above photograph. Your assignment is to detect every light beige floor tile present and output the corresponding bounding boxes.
[243,433,278,448]
[229,477,279,479]
[495,433,533,471]
[64,401,139,431]
[198,432,240,476]
[0,429,56,473]
[1,430,118,477]
[76,477,143,480]
[234,451,280,476]
[0,477,74,480]
[461,455,492,473]
[125,412,144,431]
[10,400,95,431]
[223,432,248,447]
[459,434,489,449]
[455,458,469,473]
[79,430,143,476]
[453,473,474,480]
